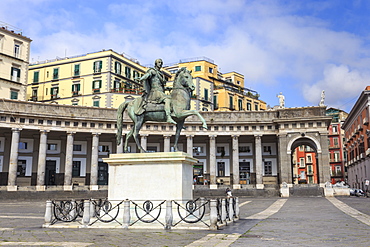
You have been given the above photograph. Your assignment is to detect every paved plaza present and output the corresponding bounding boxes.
[0,196,369,246]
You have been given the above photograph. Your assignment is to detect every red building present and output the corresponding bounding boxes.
[292,145,318,184]
[326,108,348,184]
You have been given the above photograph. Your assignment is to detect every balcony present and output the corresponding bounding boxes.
[28,96,37,101]
[93,88,100,94]
[72,91,80,96]
[51,94,59,100]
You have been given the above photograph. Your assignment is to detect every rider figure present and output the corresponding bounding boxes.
[136,58,176,124]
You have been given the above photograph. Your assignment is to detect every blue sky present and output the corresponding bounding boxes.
[2,0,370,112]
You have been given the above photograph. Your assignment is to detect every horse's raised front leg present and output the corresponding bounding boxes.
[176,110,208,129]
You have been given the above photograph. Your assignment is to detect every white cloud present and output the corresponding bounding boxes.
[303,64,370,108]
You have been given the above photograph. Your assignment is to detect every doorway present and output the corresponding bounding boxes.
[45,160,56,185]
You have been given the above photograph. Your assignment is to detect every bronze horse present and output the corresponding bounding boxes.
[116,67,208,152]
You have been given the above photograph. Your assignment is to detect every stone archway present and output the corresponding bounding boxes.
[289,137,320,184]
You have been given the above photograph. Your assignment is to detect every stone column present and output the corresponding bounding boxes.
[319,133,330,185]
[278,134,291,184]
[37,130,49,191]
[7,128,21,191]
[255,134,264,189]
[64,132,75,191]
[140,134,148,153]
[116,135,124,154]
[163,135,171,152]
[209,135,217,189]
[232,135,240,189]
[186,135,194,157]
[90,133,100,190]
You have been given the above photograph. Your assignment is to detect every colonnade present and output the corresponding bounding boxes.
[6,128,270,191]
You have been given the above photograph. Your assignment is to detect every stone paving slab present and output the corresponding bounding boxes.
[0,197,370,246]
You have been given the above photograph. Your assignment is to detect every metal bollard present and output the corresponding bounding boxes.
[81,200,90,227]
[165,200,173,230]
[122,200,130,229]
[44,200,52,226]
[221,199,227,223]
[209,199,218,230]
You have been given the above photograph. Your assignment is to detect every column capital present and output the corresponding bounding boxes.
[163,134,171,139]
[254,134,262,138]
[40,129,50,134]
[140,134,149,138]
[11,128,22,132]
[186,135,194,138]
[67,131,76,135]
[209,135,217,140]
[232,135,239,139]
[92,132,101,136]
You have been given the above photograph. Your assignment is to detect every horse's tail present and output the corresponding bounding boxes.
[116,101,129,145]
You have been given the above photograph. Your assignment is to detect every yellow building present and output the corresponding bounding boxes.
[0,22,32,100]
[27,50,161,108]
[165,57,266,112]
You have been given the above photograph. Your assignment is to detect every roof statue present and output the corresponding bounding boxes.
[319,90,325,106]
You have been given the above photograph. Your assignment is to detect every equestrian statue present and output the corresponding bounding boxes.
[116,58,208,152]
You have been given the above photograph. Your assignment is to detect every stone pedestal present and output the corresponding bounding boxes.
[103,152,197,201]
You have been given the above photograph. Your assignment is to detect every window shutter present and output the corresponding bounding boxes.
[99,61,102,69]
[77,84,80,91]
[50,88,53,95]
[99,80,102,88]
[92,81,95,89]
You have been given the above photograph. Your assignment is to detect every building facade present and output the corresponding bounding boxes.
[342,86,370,190]
[27,50,151,108]
[326,108,348,184]
[0,99,331,193]
[0,23,32,100]
[164,57,266,112]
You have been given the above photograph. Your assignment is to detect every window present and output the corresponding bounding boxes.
[306,154,312,163]
[50,87,59,99]
[19,142,28,150]
[17,160,26,177]
[74,64,80,76]
[239,145,251,153]
[72,84,80,95]
[92,80,102,93]
[93,61,102,73]
[229,96,234,110]
[263,146,272,154]
[93,100,100,107]
[98,145,110,153]
[264,161,272,176]
[307,165,313,175]
[217,161,225,177]
[299,158,305,167]
[113,79,121,91]
[125,66,131,79]
[204,88,209,101]
[254,103,259,111]
[332,125,338,133]
[53,68,59,80]
[209,67,213,73]
[238,99,243,111]
[195,66,201,72]
[33,71,39,83]
[14,43,20,58]
[10,90,18,100]
[334,152,340,162]
[247,102,251,111]
[72,161,81,177]
[11,67,21,82]
[115,62,121,74]
[47,144,57,151]
[73,144,82,152]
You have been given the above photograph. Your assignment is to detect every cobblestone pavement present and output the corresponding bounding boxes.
[0,196,369,246]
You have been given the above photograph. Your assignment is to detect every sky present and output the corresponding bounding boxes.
[2,0,370,112]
